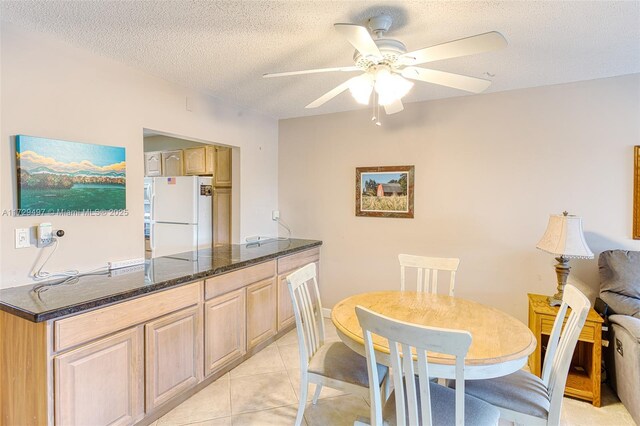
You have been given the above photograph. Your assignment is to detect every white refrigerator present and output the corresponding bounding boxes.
[147,176,213,258]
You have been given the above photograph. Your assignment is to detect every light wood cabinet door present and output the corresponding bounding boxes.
[277,275,295,332]
[213,187,232,246]
[184,147,207,175]
[162,150,183,176]
[145,152,163,177]
[246,279,277,349]
[145,305,202,411]
[205,146,215,175]
[54,327,144,426]
[204,288,246,376]
[214,147,232,186]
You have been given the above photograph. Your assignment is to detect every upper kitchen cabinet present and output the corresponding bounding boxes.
[214,147,232,187]
[184,146,215,176]
[145,151,163,177]
[162,150,184,176]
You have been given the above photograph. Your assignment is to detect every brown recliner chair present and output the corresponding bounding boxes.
[598,250,640,424]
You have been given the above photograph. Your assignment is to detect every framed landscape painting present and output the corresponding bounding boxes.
[634,146,640,239]
[356,165,414,218]
[16,135,126,214]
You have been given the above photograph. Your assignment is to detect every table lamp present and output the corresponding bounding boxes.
[536,211,594,306]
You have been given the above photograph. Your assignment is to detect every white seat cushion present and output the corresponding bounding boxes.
[456,369,550,420]
[308,341,388,388]
[383,379,500,426]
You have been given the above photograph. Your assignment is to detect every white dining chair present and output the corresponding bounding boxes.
[355,305,500,426]
[287,263,389,426]
[398,254,460,296]
[455,284,591,425]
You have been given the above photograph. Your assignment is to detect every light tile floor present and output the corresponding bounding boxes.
[154,319,635,426]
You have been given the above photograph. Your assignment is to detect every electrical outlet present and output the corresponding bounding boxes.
[108,258,145,270]
[15,228,30,249]
[37,223,53,248]
[110,263,145,276]
[272,210,280,221]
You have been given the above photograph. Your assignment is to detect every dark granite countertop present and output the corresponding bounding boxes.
[0,238,321,322]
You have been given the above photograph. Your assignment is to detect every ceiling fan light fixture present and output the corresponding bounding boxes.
[349,75,373,105]
[375,70,414,105]
[264,15,507,115]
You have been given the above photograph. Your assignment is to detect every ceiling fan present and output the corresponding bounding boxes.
[264,15,507,119]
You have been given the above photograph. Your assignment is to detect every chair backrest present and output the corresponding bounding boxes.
[356,305,472,426]
[541,284,591,424]
[398,254,460,296]
[286,262,325,370]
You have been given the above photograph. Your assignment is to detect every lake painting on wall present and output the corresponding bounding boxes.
[15,135,126,214]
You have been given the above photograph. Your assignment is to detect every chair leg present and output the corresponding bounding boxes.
[295,372,309,426]
[312,384,322,404]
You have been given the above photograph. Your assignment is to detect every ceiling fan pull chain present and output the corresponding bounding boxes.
[371,90,377,122]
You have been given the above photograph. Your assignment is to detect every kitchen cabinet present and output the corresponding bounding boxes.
[206,145,215,175]
[276,247,320,331]
[54,327,144,426]
[162,150,183,176]
[213,187,232,246]
[214,146,232,186]
[246,278,277,349]
[145,306,202,411]
[0,245,319,426]
[145,152,163,177]
[204,288,246,376]
[184,146,215,176]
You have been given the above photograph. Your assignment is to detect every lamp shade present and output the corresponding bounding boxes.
[536,213,594,258]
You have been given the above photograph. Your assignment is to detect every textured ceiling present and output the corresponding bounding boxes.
[1,1,639,119]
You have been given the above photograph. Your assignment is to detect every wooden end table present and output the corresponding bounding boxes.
[527,293,603,407]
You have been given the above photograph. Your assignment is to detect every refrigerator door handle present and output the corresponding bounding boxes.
[150,191,156,222]
[150,223,155,251]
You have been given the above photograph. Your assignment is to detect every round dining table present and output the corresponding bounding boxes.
[331,291,537,380]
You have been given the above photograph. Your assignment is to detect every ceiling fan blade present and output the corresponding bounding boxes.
[306,75,367,109]
[263,66,360,78]
[334,23,381,59]
[384,98,404,115]
[401,67,492,93]
[400,31,507,65]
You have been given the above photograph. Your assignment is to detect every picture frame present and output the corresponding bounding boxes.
[15,135,126,214]
[356,165,414,218]
[634,146,640,239]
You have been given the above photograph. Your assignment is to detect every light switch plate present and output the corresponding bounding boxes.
[15,228,30,248]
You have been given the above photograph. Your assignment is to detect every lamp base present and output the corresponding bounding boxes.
[548,295,563,307]
[548,255,571,307]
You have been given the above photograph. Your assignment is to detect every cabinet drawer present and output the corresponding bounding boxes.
[277,248,320,274]
[205,260,275,300]
[540,316,597,342]
[54,282,201,352]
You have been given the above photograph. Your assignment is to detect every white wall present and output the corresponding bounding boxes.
[279,74,640,323]
[0,23,278,288]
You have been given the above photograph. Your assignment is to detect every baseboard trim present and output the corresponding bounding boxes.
[322,307,331,318]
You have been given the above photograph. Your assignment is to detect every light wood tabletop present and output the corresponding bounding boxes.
[331,291,537,380]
